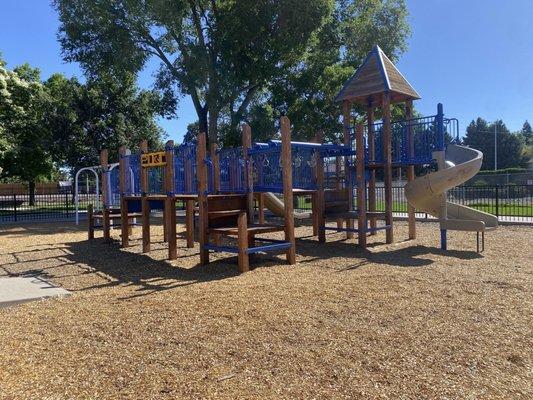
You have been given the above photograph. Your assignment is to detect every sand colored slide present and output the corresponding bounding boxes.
[261,192,286,217]
[405,144,498,232]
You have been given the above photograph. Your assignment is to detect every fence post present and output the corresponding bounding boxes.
[13,194,17,222]
[65,192,69,217]
[495,185,499,218]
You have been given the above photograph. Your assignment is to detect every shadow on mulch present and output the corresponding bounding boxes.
[295,236,482,270]
[63,238,244,296]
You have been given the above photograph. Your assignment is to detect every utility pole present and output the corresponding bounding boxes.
[494,124,497,171]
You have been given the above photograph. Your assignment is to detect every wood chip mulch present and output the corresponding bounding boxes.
[0,221,531,399]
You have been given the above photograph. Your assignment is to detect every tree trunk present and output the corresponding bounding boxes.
[198,107,208,138]
[208,108,219,147]
[28,180,36,206]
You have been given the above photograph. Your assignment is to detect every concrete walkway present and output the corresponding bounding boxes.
[0,277,70,308]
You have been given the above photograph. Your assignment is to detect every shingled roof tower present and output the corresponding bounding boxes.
[335,45,421,245]
[335,45,420,104]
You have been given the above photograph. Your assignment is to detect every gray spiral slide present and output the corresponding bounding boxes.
[405,144,498,233]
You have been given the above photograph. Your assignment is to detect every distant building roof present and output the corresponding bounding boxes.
[335,45,421,105]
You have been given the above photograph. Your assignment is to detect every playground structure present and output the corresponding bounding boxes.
[87,45,497,272]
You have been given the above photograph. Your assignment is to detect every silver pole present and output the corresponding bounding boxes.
[494,124,497,171]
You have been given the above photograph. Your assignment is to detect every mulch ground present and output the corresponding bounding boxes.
[0,220,531,399]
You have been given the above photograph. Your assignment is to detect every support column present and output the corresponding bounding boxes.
[367,103,377,235]
[281,117,296,264]
[210,143,220,193]
[140,140,150,253]
[316,130,326,243]
[100,149,111,242]
[382,93,393,244]
[197,132,210,265]
[242,124,254,221]
[165,140,177,260]
[119,145,129,248]
[355,124,367,248]
[405,100,416,240]
[343,101,354,239]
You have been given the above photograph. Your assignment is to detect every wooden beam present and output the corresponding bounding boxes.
[100,149,110,242]
[241,124,254,220]
[165,140,177,260]
[258,194,265,224]
[342,100,354,239]
[382,93,394,244]
[367,104,377,235]
[88,204,94,240]
[185,199,195,248]
[406,99,416,240]
[140,140,150,253]
[237,211,250,273]
[311,132,320,236]
[210,143,220,193]
[355,124,367,248]
[316,130,326,243]
[119,145,129,248]
[281,117,296,264]
[197,132,209,265]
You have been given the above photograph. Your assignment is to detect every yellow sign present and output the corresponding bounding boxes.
[141,152,166,167]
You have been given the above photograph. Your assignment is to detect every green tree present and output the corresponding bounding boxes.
[45,72,166,173]
[54,0,332,146]
[242,0,411,143]
[519,120,532,145]
[0,61,54,203]
[463,118,524,170]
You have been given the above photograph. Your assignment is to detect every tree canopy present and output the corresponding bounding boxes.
[463,118,527,170]
[0,55,166,193]
[54,0,411,145]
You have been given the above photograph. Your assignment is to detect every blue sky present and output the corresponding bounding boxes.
[1,0,531,142]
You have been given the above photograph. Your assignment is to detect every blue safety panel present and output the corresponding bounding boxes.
[249,141,318,192]
[174,142,198,194]
[148,200,165,211]
[122,153,142,195]
[356,106,454,166]
[218,147,248,193]
[126,198,142,213]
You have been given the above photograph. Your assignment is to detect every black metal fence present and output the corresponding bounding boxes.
[1,185,532,223]
[295,185,533,223]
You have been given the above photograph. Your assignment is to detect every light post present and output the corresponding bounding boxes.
[494,124,497,171]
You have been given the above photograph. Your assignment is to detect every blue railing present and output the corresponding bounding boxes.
[218,147,248,193]
[249,141,318,192]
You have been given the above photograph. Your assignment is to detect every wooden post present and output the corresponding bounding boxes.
[335,147,343,230]
[355,124,367,248]
[367,103,377,235]
[140,140,150,253]
[258,194,265,224]
[88,204,94,240]
[211,143,220,193]
[316,131,326,243]
[197,132,209,265]
[281,117,296,264]
[343,100,354,239]
[165,140,177,260]
[185,200,195,248]
[119,145,129,248]
[382,93,393,244]
[100,149,111,242]
[241,124,254,220]
[237,211,250,273]
[311,132,321,236]
[406,100,416,240]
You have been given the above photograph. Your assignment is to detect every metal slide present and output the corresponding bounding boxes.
[405,144,498,232]
[258,192,309,220]
[261,192,286,217]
